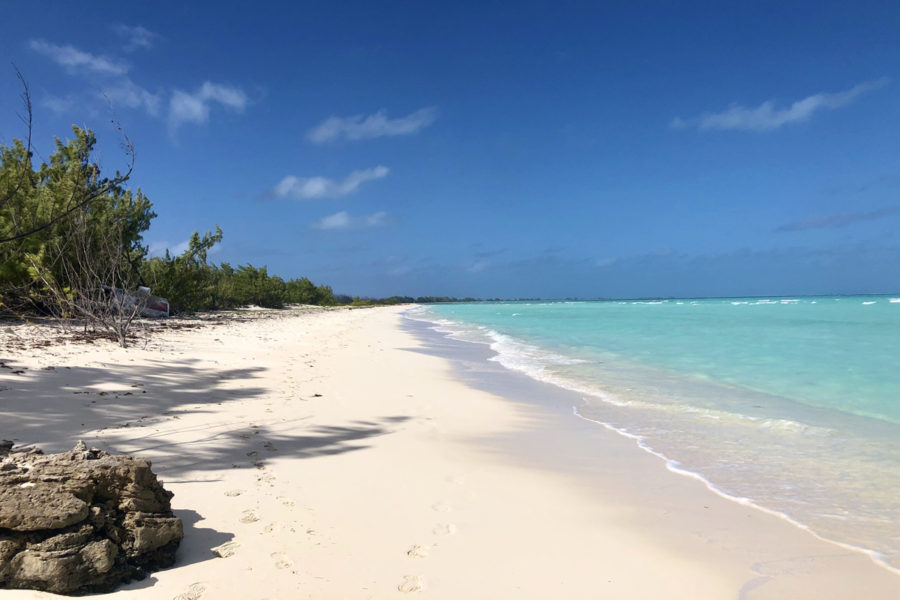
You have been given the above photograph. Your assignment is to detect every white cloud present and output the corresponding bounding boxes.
[112,24,159,52]
[672,78,888,132]
[41,94,76,115]
[363,212,390,227]
[274,166,389,200]
[29,37,249,136]
[169,82,248,131]
[29,39,128,75]
[312,211,351,230]
[467,260,490,273]
[148,239,190,257]
[102,78,161,116]
[307,107,438,143]
[312,210,391,230]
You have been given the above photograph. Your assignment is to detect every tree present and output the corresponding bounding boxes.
[2,71,342,334]
[0,70,134,246]
[1,126,154,338]
[285,277,319,304]
[140,230,338,313]
[27,196,152,346]
[140,226,223,313]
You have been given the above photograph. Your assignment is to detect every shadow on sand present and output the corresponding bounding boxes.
[0,357,409,477]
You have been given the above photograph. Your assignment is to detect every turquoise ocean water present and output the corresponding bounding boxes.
[411,296,900,570]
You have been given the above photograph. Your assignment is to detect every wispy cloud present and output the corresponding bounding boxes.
[29,39,128,75]
[102,78,161,116]
[41,94,77,115]
[466,260,491,273]
[672,78,888,132]
[148,239,190,257]
[29,37,249,136]
[169,82,248,131]
[274,166,389,200]
[312,210,391,230]
[307,107,438,143]
[112,24,159,52]
[777,205,900,232]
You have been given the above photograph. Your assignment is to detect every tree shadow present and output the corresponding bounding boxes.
[0,356,410,478]
[112,418,410,478]
[0,358,266,453]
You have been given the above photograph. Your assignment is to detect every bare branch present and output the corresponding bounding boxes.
[25,209,147,346]
[0,65,34,215]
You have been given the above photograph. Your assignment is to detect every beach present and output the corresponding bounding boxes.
[1,306,899,599]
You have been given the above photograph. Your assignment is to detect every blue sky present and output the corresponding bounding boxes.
[2,1,900,298]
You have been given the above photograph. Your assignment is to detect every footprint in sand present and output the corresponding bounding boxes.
[264,441,278,452]
[211,541,239,558]
[431,502,452,513]
[432,523,457,536]
[271,551,293,569]
[172,582,207,600]
[398,575,425,593]
[239,509,259,524]
[407,545,429,558]
[224,489,244,497]
[263,521,299,535]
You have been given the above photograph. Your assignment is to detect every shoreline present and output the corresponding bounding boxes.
[408,307,900,576]
[401,309,900,595]
[409,309,900,575]
[571,408,900,578]
[401,309,900,596]
[1,306,898,598]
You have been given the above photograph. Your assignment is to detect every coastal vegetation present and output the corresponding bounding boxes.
[0,123,336,342]
[0,119,472,343]
[139,226,336,313]
[0,74,480,345]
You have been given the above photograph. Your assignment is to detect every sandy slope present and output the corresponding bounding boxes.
[1,306,898,599]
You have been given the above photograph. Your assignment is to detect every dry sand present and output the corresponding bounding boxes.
[1,306,899,599]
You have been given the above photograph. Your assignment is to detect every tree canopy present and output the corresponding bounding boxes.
[0,127,153,314]
[0,126,335,322]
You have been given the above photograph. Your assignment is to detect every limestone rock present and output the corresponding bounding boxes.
[0,443,183,594]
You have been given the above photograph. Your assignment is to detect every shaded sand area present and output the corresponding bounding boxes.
[1,306,898,599]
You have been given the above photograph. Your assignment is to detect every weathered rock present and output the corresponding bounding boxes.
[0,442,183,595]
[0,485,90,531]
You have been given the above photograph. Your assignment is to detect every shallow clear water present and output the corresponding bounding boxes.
[413,296,900,570]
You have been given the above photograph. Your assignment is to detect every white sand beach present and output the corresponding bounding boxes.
[2,306,899,599]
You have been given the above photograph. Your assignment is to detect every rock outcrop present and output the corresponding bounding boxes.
[0,441,183,594]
